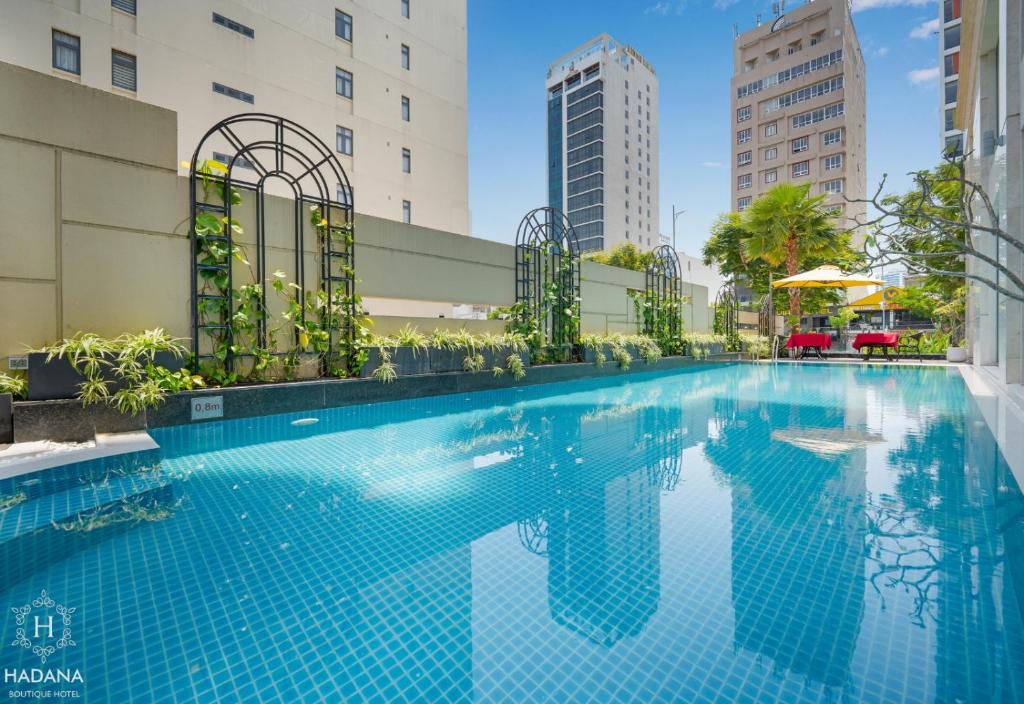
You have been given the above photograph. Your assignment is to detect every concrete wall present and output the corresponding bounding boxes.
[0,61,709,368]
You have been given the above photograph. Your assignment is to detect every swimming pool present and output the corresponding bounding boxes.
[2,363,1023,702]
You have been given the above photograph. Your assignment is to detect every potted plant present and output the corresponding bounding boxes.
[945,340,968,363]
[0,371,24,444]
[359,326,431,379]
[28,330,186,401]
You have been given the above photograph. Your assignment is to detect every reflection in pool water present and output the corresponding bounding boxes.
[0,363,1022,702]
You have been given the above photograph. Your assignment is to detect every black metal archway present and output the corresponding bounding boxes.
[514,207,581,356]
[188,113,355,376]
[643,244,683,341]
[713,283,739,340]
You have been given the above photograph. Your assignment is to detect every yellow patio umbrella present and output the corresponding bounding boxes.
[771,265,884,289]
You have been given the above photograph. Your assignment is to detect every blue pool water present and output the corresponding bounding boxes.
[1,363,1023,703]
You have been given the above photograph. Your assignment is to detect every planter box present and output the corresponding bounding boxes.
[27,351,185,401]
[359,347,431,379]
[0,393,12,444]
[583,344,657,367]
[429,347,528,374]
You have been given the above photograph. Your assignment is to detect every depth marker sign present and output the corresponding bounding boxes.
[191,396,224,421]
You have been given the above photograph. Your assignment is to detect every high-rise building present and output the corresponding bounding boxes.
[940,0,963,155]
[730,0,866,231]
[546,34,660,253]
[0,0,470,235]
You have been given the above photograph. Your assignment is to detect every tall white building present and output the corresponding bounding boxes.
[0,0,470,235]
[546,34,660,253]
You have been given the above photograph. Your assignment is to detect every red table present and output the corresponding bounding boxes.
[786,333,832,359]
[852,332,900,360]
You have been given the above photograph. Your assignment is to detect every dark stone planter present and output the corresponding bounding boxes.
[359,347,431,378]
[27,351,185,401]
[583,343,656,366]
[0,392,12,444]
[429,347,527,374]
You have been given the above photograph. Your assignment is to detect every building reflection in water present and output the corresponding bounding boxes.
[704,367,868,694]
[515,386,691,647]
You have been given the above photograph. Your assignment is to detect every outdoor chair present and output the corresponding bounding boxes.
[896,331,925,362]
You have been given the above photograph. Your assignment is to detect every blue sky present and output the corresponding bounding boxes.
[466,0,942,257]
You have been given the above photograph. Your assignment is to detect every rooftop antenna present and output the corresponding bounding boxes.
[733,22,739,37]
[771,2,780,16]
[756,13,762,27]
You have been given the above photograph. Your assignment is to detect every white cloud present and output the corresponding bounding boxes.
[872,46,891,58]
[851,0,934,11]
[644,0,688,14]
[909,18,940,38]
[699,161,722,168]
[908,66,940,84]
[714,0,740,8]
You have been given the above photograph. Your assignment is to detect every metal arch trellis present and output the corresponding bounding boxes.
[514,207,582,358]
[188,113,355,377]
[643,244,683,342]
[713,283,739,340]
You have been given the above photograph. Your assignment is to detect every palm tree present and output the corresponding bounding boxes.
[742,183,839,331]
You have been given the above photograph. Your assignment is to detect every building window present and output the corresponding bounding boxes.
[212,151,256,170]
[737,106,751,122]
[944,24,960,51]
[737,128,752,144]
[791,136,809,153]
[401,44,410,70]
[212,82,254,104]
[791,102,844,129]
[944,0,961,22]
[737,49,844,99]
[52,30,80,75]
[792,161,810,177]
[213,13,255,38]
[401,95,410,121]
[945,107,956,132]
[764,146,778,160]
[401,148,411,173]
[335,10,352,42]
[336,126,353,155]
[336,67,353,98]
[112,0,136,15]
[764,169,778,184]
[738,174,752,189]
[738,196,752,211]
[823,178,843,194]
[823,128,843,146]
[944,79,958,105]
[944,52,959,77]
[402,200,411,223]
[337,184,353,207]
[401,0,410,18]
[738,150,752,166]
[763,76,843,114]
[764,121,777,137]
[823,154,843,171]
[111,50,136,91]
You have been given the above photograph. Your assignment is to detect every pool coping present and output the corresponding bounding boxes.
[11,354,740,443]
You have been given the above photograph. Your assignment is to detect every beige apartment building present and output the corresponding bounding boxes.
[0,0,470,236]
[729,0,866,231]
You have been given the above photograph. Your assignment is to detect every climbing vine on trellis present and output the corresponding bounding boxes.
[513,208,582,363]
[188,114,368,383]
[642,245,685,355]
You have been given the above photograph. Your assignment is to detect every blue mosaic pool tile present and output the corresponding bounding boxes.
[0,363,1022,702]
